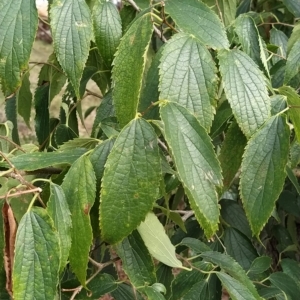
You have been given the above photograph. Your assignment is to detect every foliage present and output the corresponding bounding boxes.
[1,0,300,299]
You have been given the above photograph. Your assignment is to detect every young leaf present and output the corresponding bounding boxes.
[93,0,122,68]
[165,0,229,50]
[160,102,222,238]
[284,40,300,84]
[61,156,96,285]
[100,118,161,244]
[216,272,258,300]
[0,0,38,93]
[218,49,270,138]
[219,121,247,190]
[12,208,60,300]
[240,115,290,236]
[137,212,183,269]
[47,183,72,273]
[115,230,156,287]
[50,0,92,98]
[279,86,300,142]
[159,33,218,131]
[200,251,261,299]
[112,13,153,127]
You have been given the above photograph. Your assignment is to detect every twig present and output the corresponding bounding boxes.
[215,0,224,24]
[0,188,42,200]
[153,25,168,43]
[158,139,168,152]
[85,88,102,99]
[0,136,25,153]
[258,22,295,27]
[126,0,141,12]
[173,210,195,221]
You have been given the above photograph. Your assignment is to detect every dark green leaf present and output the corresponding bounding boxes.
[165,0,229,50]
[110,283,144,300]
[258,286,284,299]
[55,124,78,146]
[50,0,92,98]
[61,156,96,285]
[219,121,247,190]
[180,237,211,253]
[47,183,72,273]
[240,115,290,236]
[0,0,38,93]
[160,102,222,237]
[93,0,122,67]
[141,286,166,300]
[270,95,287,115]
[100,118,161,244]
[284,40,300,84]
[115,230,156,287]
[159,33,217,130]
[112,13,153,127]
[282,0,300,17]
[269,28,288,65]
[12,207,60,300]
[248,256,272,275]
[156,264,173,299]
[281,258,300,289]
[218,49,270,138]
[5,95,20,144]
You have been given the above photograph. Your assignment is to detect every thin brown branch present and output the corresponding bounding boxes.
[126,0,141,12]
[0,136,26,153]
[0,188,42,200]
[85,88,103,99]
[258,22,295,27]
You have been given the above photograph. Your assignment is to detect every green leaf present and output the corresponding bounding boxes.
[270,95,287,115]
[165,0,229,50]
[38,53,67,102]
[61,156,96,285]
[287,23,300,54]
[111,283,144,300]
[100,118,161,244]
[234,15,262,68]
[248,256,272,275]
[137,212,183,268]
[0,148,87,171]
[160,101,222,238]
[282,0,300,17]
[269,28,288,65]
[159,33,218,130]
[224,227,257,271]
[200,251,261,299]
[50,0,92,98]
[141,286,166,300]
[281,258,300,288]
[115,230,156,287]
[284,40,300,84]
[258,286,284,299]
[279,86,300,142]
[156,264,173,299]
[0,0,38,93]
[55,124,78,146]
[17,72,32,128]
[112,13,153,127]
[219,121,247,190]
[269,272,300,300]
[216,272,258,300]
[93,0,122,67]
[12,207,60,300]
[240,115,290,236]
[5,95,20,145]
[219,0,237,27]
[218,49,270,138]
[76,273,117,299]
[179,237,211,253]
[47,183,72,273]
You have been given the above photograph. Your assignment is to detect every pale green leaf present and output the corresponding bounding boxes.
[112,13,153,127]
[17,72,32,128]
[137,212,183,268]
[270,28,288,65]
[165,0,229,50]
[159,33,218,130]
[50,0,92,98]
[115,231,156,287]
[282,0,300,17]
[61,156,96,285]
[160,102,222,237]
[218,49,270,138]
[47,183,72,273]
[0,0,38,93]
[240,115,290,236]
[287,23,300,55]
[141,287,166,300]
[100,118,161,244]
[279,86,300,142]
[200,251,261,299]
[13,208,60,300]
[93,0,122,67]
[284,40,300,84]
[219,0,237,27]
[217,272,258,300]
[0,148,87,171]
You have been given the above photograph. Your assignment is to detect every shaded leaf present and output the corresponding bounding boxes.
[282,0,300,17]
[270,28,288,65]
[284,40,300,84]
[165,0,229,50]
[218,49,270,138]
[281,258,300,288]
[159,33,217,130]
[248,256,272,275]
[50,0,92,98]
[115,230,156,287]
[100,118,161,244]
[180,237,211,253]
[5,95,20,145]
[112,13,153,127]
[240,115,290,236]
[0,0,38,93]
[160,101,222,237]
[12,208,60,300]
[61,156,96,285]
[219,0,237,27]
